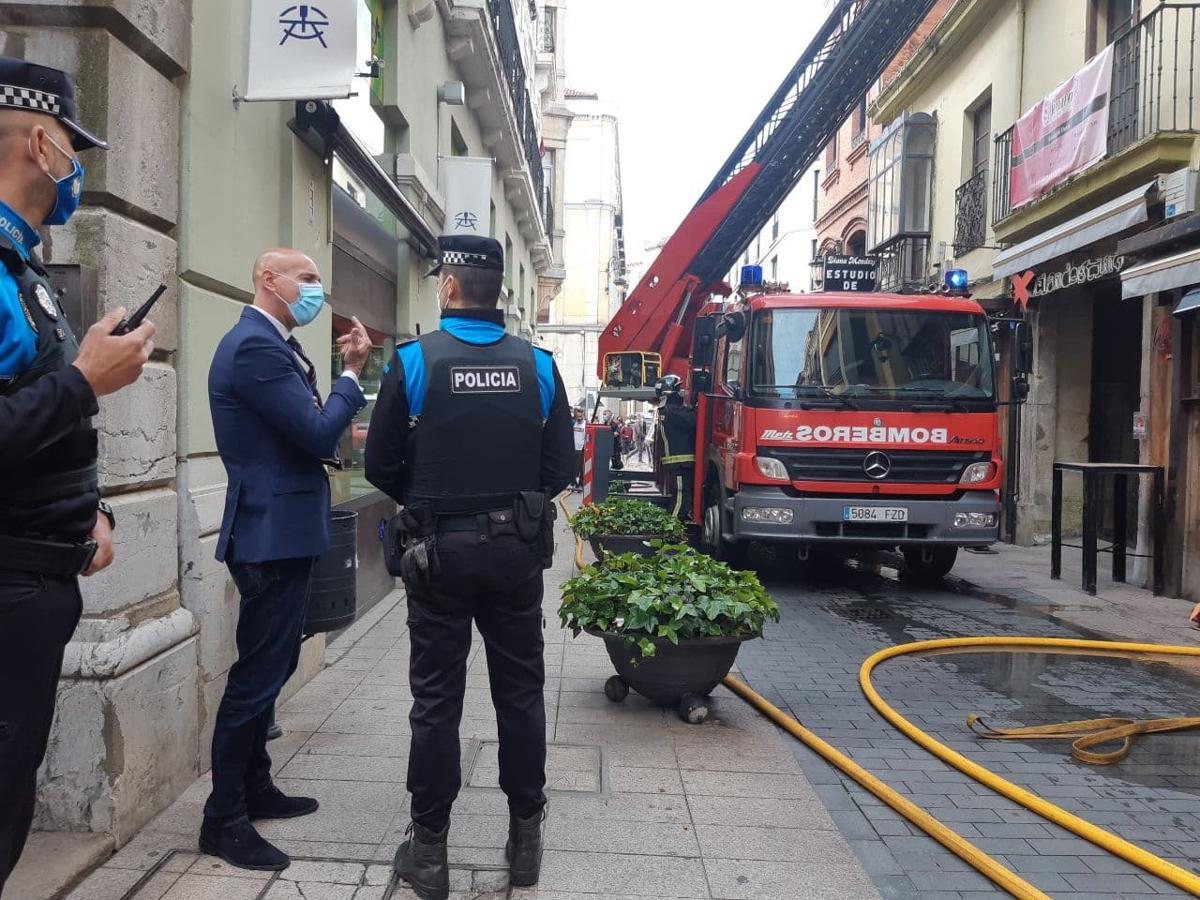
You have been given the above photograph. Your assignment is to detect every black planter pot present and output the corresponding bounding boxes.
[589,629,754,723]
[587,534,660,559]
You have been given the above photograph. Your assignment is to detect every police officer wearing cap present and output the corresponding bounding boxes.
[365,235,574,900]
[0,57,156,894]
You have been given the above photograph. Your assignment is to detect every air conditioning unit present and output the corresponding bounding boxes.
[1164,168,1199,219]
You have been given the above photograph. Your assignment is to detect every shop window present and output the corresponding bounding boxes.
[330,316,394,503]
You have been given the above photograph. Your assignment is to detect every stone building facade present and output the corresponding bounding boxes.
[2,0,566,856]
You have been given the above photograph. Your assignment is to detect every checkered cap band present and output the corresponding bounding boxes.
[0,84,61,114]
[442,250,490,266]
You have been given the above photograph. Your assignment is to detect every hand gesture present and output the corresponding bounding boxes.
[337,316,371,375]
[72,307,156,397]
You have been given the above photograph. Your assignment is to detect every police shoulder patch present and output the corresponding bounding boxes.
[33,283,57,320]
[450,365,521,394]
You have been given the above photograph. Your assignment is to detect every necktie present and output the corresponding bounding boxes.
[287,336,344,469]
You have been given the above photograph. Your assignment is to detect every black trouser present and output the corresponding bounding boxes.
[204,556,317,825]
[0,572,81,896]
[406,532,546,833]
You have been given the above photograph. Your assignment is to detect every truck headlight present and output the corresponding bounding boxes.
[954,512,997,528]
[742,507,794,525]
[755,456,789,481]
[960,462,995,485]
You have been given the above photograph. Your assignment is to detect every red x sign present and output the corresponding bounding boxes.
[1012,270,1035,311]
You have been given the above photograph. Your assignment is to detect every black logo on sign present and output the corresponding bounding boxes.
[451,366,521,394]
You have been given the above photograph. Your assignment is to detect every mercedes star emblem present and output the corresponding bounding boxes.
[863,451,891,480]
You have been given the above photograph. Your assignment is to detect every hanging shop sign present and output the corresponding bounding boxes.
[441,156,495,235]
[1025,253,1126,299]
[1010,46,1113,210]
[822,254,878,293]
[245,0,358,101]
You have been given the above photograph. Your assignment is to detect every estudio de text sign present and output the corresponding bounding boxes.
[1010,46,1114,210]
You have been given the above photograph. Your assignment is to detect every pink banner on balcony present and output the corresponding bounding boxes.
[1010,46,1114,210]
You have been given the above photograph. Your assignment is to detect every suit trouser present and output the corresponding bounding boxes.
[204,556,317,824]
[0,572,81,897]
[406,532,546,833]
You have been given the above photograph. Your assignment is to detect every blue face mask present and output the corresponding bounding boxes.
[271,272,325,327]
[39,135,84,226]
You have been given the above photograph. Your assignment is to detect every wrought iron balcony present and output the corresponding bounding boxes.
[874,235,930,293]
[953,169,988,254]
[992,3,1200,225]
[486,0,546,214]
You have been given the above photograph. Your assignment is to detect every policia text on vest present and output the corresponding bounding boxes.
[363,233,574,898]
[0,56,157,897]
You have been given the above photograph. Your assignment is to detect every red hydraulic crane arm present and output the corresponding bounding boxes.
[598,0,939,381]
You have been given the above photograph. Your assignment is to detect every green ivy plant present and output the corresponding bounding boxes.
[559,544,780,658]
[568,498,686,541]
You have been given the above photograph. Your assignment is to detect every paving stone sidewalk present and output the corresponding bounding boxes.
[61,513,878,900]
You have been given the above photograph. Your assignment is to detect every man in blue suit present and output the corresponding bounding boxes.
[203,247,370,871]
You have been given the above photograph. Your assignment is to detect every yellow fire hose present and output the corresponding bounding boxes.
[560,505,1200,895]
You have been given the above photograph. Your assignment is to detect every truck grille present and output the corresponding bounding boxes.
[761,448,988,484]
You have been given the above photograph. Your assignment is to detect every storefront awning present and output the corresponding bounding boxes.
[1122,245,1200,299]
[1175,289,1200,316]
[993,180,1161,279]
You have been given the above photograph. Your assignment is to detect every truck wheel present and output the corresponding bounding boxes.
[903,546,958,580]
[702,483,746,567]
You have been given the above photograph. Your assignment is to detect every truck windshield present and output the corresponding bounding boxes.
[748,308,995,401]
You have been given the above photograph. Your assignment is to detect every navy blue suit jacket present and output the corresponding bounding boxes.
[209,307,366,564]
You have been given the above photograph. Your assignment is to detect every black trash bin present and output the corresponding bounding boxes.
[305,510,358,634]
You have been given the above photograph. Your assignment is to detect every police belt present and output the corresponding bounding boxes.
[2,464,98,504]
[0,534,97,577]
[437,508,516,534]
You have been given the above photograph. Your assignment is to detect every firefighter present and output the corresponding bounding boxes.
[657,375,697,521]
[364,235,574,900]
[0,57,155,893]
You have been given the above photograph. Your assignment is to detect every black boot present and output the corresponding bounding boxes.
[506,808,545,887]
[246,784,319,820]
[199,818,289,871]
[393,821,449,900]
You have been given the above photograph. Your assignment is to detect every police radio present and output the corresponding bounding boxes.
[112,284,167,336]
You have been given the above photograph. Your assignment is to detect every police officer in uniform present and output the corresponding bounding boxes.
[0,57,156,894]
[365,236,574,900]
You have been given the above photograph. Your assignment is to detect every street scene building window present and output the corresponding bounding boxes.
[868,112,936,290]
[954,98,991,255]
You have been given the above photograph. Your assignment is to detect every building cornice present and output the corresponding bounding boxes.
[872,0,1008,125]
[816,180,868,233]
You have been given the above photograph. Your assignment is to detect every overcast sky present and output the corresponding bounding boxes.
[565,0,826,264]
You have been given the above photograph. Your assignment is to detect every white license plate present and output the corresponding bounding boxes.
[843,506,909,523]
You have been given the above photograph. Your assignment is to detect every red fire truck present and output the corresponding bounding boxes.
[586,0,1031,578]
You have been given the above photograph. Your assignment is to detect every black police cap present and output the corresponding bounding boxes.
[0,56,108,152]
[425,235,504,278]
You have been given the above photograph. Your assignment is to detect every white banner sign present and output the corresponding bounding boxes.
[441,156,495,235]
[245,0,358,101]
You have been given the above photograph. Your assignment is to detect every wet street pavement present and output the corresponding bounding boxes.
[737,550,1200,899]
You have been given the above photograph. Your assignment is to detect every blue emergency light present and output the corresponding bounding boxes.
[740,265,764,289]
[945,269,969,293]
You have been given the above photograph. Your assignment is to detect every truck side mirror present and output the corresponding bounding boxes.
[1011,376,1030,402]
[692,316,717,368]
[1014,322,1034,375]
[716,310,747,343]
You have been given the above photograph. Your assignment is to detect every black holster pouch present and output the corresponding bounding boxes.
[385,502,441,596]
[515,491,556,569]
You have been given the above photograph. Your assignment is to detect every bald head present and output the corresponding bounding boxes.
[252,247,321,329]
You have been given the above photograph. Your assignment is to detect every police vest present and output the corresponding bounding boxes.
[0,237,98,513]
[403,330,543,514]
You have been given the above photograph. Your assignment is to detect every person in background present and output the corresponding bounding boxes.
[571,406,586,491]
[203,248,371,871]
